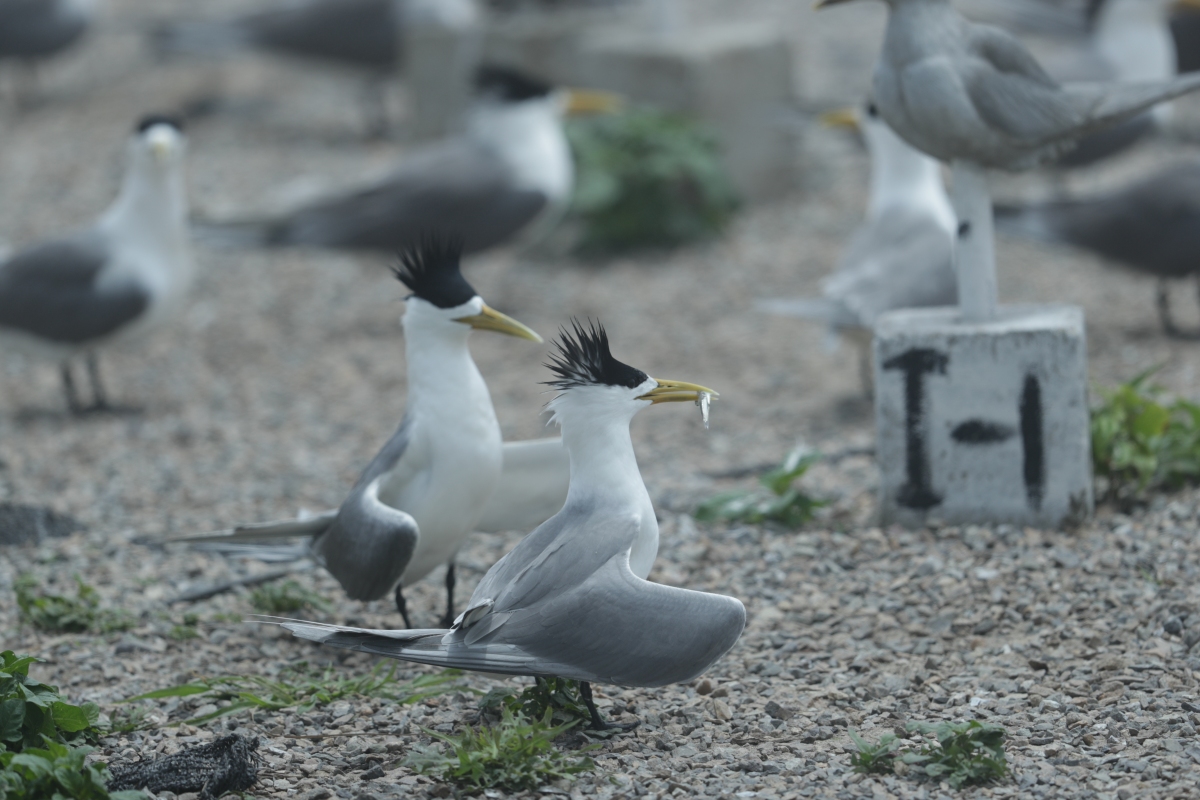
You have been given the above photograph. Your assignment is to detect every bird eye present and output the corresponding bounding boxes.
[866,103,879,118]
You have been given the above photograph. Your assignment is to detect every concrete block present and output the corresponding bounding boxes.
[873,304,1093,529]
[582,24,799,202]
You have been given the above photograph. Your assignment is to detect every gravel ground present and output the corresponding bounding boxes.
[2,1,1200,799]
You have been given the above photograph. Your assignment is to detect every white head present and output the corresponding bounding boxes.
[544,320,716,439]
[121,115,188,214]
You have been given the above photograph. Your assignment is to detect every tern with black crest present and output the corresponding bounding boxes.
[0,116,190,413]
[268,321,744,730]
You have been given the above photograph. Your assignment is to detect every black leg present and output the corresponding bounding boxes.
[85,353,110,411]
[394,584,412,629]
[439,562,457,628]
[61,363,84,415]
[1158,279,1181,338]
[579,681,639,732]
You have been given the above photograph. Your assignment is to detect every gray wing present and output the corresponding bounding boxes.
[0,231,150,344]
[474,438,570,534]
[245,0,398,68]
[0,0,90,59]
[280,516,746,686]
[998,164,1200,279]
[822,208,956,328]
[266,137,548,254]
[310,415,420,601]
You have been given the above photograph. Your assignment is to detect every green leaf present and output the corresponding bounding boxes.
[48,704,92,734]
[120,684,212,702]
[0,698,26,742]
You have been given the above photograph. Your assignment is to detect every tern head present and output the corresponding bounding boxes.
[544,320,716,427]
[132,114,186,170]
[393,236,542,342]
[473,64,622,118]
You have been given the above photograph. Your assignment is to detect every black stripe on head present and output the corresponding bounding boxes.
[544,319,649,391]
[474,65,554,102]
[136,114,184,134]
[392,235,476,309]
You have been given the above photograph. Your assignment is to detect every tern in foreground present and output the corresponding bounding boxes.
[818,0,1200,323]
[201,65,618,255]
[759,102,955,390]
[271,321,744,730]
[0,116,191,413]
[177,237,562,627]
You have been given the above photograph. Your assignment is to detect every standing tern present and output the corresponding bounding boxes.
[996,162,1200,338]
[200,66,619,254]
[0,116,191,414]
[818,0,1200,322]
[149,0,478,137]
[177,237,552,627]
[270,321,744,729]
[759,102,956,390]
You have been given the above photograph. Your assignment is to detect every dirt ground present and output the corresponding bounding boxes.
[1,1,1199,799]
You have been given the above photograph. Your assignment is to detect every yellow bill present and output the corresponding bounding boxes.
[565,88,624,115]
[638,379,719,405]
[818,107,860,130]
[455,305,543,342]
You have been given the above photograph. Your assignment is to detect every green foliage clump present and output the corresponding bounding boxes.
[850,721,1008,789]
[123,663,461,726]
[0,740,145,800]
[696,450,824,527]
[248,579,330,615]
[14,576,133,635]
[848,730,900,775]
[567,109,738,253]
[1092,368,1200,500]
[404,707,595,792]
[481,678,591,728]
[1,651,100,753]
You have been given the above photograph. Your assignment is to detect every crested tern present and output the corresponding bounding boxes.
[818,0,1200,322]
[0,116,191,414]
[177,237,552,628]
[760,102,956,389]
[200,65,618,254]
[0,0,97,103]
[149,0,478,136]
[271,321,744,729]
[996,162,1200,338]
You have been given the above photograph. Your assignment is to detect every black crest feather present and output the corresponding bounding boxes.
[136,114,184,134]
[545,320,648,391]
[392,235,475,309]
[474,64,554,102]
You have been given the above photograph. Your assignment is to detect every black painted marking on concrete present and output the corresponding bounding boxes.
[883,348,948,510]
[1021,373,1046,510]
[951,419,1015,444]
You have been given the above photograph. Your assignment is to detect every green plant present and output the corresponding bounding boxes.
[849,730,900,775]
[696,449,825,526]
[166,625,198,642]
[14,576,134,635]
[567,109,738,252]
[481,678,591,728]
[102,706,150,736]
[248,579,330,615]
[404,707,595,792]
[1,651,101,753]
[0,740,145,800]
[901,720,1008,789]
[1092,367,1200,499]
[122,663,462,726]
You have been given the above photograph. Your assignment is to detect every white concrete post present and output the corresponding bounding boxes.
[951,160,999,322]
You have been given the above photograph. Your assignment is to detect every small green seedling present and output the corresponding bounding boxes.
[122,663,463,726]
[901,720,1009,789]
[1,650,101,753]
[848,730,900,775]
[248,579,331,615]
[0,740,145,800]
[481,677,592,729]
[404,707,596,792]
[696,449,825,527]
[14,575,134,634]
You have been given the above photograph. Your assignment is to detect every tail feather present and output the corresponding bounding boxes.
[150,19,253,58]
[278,620,574,679]
[169,510,338,545]
[1067,73,1200,139]
[192,542,313,562]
